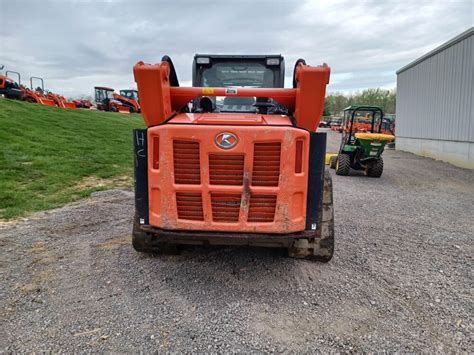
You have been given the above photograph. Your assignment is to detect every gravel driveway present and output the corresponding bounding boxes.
[1,130,472,352]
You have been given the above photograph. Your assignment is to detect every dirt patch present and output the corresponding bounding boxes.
[75,175,133,190]
[96,235,131,250]
[16,269,54,295]
[30,241,47,253]
[0,217,32,228]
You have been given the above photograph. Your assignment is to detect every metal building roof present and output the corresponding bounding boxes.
[396,27,473,74]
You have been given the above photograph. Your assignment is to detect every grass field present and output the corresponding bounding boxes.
[0,99,144,220]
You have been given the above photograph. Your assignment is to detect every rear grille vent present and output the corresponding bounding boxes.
[252,142,281,186]
[211,194,241,222]
[176,192,204,221]
[209,154,244,185]
[248,195,277,222]
[173,140,201,184]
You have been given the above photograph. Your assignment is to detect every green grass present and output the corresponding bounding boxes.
[0,99,145,220]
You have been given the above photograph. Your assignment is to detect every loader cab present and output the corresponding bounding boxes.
[192,54,285,113]
[94,86,115,111]
[95,87,114,103]
[119,89,139,101]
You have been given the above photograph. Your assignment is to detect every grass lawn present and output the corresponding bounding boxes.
[0,99,144,220]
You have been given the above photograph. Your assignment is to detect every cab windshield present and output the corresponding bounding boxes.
[202,63,274,88]
[120,90,138,100]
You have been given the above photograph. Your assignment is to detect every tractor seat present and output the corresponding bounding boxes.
[354,132,395,142]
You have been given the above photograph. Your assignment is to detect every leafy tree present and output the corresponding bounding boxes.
[325,88,396,115]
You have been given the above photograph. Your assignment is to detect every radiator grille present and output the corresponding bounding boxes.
[173,140,201,184]
[176,192,204,221]
[248,195,277,222]
[209,154,244,185]
[211,194,241,222]
[252,142,281,186]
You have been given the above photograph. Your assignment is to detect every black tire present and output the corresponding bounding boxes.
[335,154,351,176]
[24,97,37,104]
[132,214,179,254]
[288,170,334,262]
[366,157,384,178]
[329,155,337,169]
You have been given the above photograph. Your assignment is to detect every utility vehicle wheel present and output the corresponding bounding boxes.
[132,214,179,254]
[288,170,334,262]
[335,154,350,176]
[366,157,383,178]
[329,155,337,169]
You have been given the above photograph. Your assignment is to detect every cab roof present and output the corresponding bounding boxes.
[344,105,383,111]
[194,54,283,59]
[94,86,114,91]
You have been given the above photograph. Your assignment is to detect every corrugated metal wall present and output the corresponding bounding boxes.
[396,32,473,143]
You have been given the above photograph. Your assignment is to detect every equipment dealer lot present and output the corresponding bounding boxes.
[1,130,472,352]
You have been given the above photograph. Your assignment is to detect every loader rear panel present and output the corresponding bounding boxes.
[134,127,327,239]
[146,124,309,234]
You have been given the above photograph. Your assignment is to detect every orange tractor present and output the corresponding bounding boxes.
[94,87,140,113]
[0,69,76,108]
[72,99,93,109]
[21,77,55,106]
[29,77,76,108]
[0,70,24,99]
[131,54,334,262]
[46,92,76,109]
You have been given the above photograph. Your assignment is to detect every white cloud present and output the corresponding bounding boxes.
[0,0,472,97]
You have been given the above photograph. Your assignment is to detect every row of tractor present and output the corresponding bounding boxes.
[0,67,140,113]
[0,70,77,108]
[321,111,396,136]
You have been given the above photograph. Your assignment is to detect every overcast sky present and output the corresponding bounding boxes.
[1,0,472,97]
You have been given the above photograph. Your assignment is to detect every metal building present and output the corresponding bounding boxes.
[396,27,473,169]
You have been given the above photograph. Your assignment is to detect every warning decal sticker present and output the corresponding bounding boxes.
[202,88,214,95]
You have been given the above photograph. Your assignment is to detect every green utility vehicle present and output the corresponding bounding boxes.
[330,105,394,177]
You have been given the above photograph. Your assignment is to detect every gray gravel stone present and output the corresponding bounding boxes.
[1,130,472,352]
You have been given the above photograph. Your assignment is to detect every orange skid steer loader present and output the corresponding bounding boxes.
[132,55,334,262]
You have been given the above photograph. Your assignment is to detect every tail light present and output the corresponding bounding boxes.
[295,140,303,173]
[153,136,159,169]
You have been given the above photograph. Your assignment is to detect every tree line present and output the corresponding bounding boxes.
[324,88,396,116]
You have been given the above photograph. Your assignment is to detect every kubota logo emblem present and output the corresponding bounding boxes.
[215,132,238,149]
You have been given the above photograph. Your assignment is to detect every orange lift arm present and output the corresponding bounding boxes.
[133,60,330,131]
